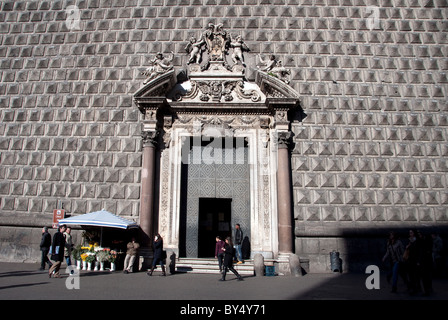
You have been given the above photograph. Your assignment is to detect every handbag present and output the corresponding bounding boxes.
[50,245,60,261]
[403,247,410,261]
[162,250,167,260]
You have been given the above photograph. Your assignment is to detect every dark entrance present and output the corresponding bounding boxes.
[198,198,232,258]
[178,136,250,258]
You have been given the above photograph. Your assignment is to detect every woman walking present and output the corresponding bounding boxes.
[220,237,243,281]
[382,231,408,292]
[147,233,166,276]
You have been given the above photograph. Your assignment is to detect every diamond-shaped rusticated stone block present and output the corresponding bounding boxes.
[52,183,66,197]
[127,185,140,200]
[116,201,137,217]
[68,184,81,198]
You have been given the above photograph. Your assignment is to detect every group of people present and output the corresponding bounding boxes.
[123,224,248,282]
[214,224,246,281]
[382,229,445,296]
[39,224,73,278]
[40,223,248,282]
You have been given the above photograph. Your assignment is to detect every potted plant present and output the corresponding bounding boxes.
[71,244,84,270]
[85,253,96,271]
[109,250,117,271]
[80,252,88,270]
[96,250,110,271]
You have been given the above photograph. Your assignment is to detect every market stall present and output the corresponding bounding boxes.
[58,210,139,271]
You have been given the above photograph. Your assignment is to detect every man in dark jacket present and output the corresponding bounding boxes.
[48,224,66,278]
[234,224,244,264]
[147,233,166,276]
[39,227,52,270]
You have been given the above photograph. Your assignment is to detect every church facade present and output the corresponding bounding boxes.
[0,0,447,273]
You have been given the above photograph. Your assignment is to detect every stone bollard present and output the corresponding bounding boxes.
[254,253,265,277]
[167,250,176,274]
[289,254,303,277]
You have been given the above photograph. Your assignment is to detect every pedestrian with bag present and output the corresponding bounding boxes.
[48,224,66,278]
[147,233,166,276]
[220,237,243,281]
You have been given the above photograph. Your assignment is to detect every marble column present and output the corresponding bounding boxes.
[140,131,158,247]
[277,131,293,254]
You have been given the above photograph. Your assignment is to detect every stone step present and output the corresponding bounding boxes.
[175,258,254,275]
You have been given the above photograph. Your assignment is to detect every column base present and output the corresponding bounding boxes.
[275,253,292,276]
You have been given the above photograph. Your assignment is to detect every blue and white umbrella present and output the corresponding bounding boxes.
[58,210,139,230]
[58,210,139,246]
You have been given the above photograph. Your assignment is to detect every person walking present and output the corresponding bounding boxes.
[403,229,420,295]
[39,227,52,271]
[416,230,433,296]
[147,234,166,276]
[48,224,66,278]
[123,237,140,274]
[234,224,244,264]
[431,232,445,278]
[220,237,243,281]
[382,231,408,293]
[64,227,73,267]
[215,236,225,273]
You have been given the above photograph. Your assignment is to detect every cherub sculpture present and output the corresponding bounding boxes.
[142,52,174,84]
[230,35,250,66]
[185,37,205,65]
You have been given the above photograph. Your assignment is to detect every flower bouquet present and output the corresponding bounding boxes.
[72,245,84,270]
[96,250,110,262]
[96,250,110,271]
[85,253,96,270]
[80,252,89,270]
[109,250,118,271]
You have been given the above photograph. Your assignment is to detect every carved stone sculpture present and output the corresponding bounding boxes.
[185,37,205,65]
[257,54,291,84]
[142,52,174,84]
[230,35,250,67]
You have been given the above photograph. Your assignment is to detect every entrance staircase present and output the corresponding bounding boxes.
[175,258,254,275]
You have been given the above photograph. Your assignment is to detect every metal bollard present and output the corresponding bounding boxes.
[330,250,341,272]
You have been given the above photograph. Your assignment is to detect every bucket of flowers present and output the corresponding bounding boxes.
[109,250,118,271]
[85,253,96,271]
[96,250,110,271]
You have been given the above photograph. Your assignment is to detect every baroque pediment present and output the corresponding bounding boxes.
[133,24,300,116]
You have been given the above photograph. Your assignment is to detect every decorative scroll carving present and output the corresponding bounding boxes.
[173,80,261,103]
[234,81,261,102]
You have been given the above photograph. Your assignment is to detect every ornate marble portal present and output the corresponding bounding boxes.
[133,25,301,265]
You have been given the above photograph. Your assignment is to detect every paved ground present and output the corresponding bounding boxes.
[0,262,446,316]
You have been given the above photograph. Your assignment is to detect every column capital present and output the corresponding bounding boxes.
[277,131,292,149]
[142,130,159,148]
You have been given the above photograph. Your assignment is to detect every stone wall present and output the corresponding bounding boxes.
[0,0,447,269]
